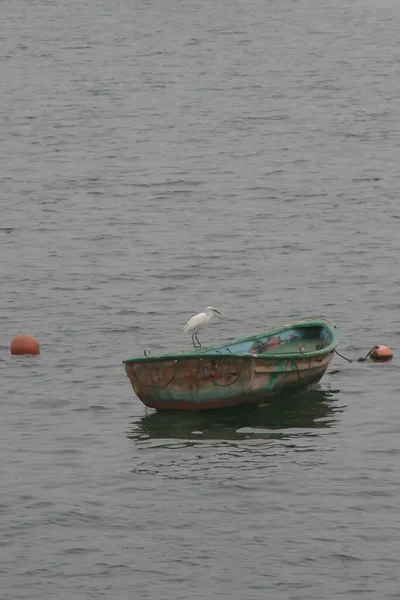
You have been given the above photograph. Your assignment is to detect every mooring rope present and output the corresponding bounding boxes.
[334,346,381,363]
[356,346,379,362]
[334,349,353,363]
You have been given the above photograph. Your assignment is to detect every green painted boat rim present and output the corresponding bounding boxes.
[123,317,340,364]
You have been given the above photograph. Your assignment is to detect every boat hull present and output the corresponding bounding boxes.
[124,351,334,411]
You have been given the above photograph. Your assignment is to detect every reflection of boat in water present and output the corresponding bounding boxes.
[124,318,340,411]
[128,386,341,442]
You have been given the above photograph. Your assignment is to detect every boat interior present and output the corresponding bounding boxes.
[200,325,334,356]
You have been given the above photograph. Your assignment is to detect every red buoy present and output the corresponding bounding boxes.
[10,335,40,355]
[370,345,393,362]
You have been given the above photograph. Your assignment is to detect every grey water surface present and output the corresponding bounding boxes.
[1,0,400,598]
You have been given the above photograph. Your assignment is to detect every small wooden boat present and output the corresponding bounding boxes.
[123,318,339,411]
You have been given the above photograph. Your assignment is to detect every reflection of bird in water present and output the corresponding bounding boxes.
[182,306,221,349]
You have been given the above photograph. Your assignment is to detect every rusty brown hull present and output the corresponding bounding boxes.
[124,352,334,411]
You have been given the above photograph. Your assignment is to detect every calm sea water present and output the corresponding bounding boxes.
[1,0,400,598]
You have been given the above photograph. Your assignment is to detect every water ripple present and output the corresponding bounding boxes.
[2,0,400,598]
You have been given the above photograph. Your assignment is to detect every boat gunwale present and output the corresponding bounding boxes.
[123,318,340,365]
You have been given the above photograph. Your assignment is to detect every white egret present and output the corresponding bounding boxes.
[182,306,221,349]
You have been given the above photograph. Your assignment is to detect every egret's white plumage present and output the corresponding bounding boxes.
[182,306,221,348]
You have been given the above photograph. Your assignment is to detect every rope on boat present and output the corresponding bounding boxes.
[294,361,301,381]
[129,361,180,389]
[128,358,244,390]
[210,361,244,387]
[295,357,310,382]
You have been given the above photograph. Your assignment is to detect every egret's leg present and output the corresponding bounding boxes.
[191,332,197,349]
[195,332,202,348]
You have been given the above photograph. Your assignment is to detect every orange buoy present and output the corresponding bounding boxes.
[370,345,393,362]
[10,335,40,355]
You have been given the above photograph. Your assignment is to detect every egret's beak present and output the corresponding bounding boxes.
[213,309,221,315]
